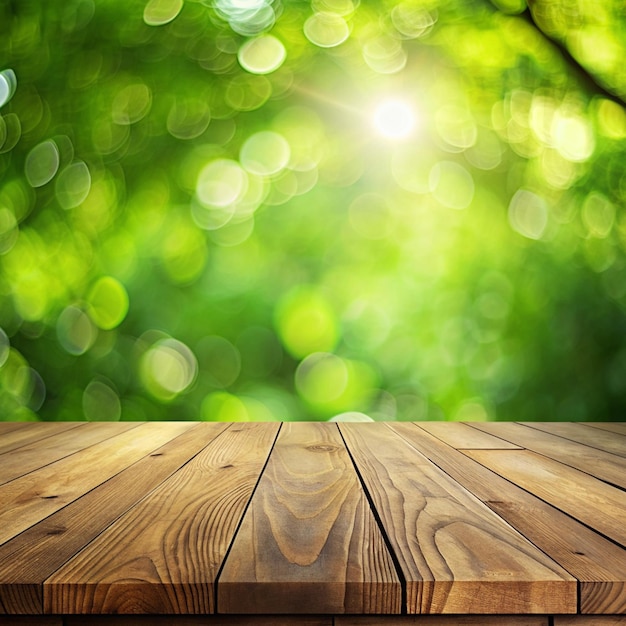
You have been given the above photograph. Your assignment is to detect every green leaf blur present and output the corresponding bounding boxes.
[1,0,625,422]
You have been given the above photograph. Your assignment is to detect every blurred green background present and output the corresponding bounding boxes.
[1,0,626,422]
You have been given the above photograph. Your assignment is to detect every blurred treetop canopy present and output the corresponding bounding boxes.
[1,0,626,422]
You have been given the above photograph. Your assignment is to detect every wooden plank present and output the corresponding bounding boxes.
[0,421,139,485]
[469,422,626,489]
[0,422,31,435]
[0,423,229,615]
[393,422,626,615]
[218,422,401,615]
[336,617,549,626]
[417,422,521,449]
[340,423,574,615]
[0,422,194,547]
[0,422,84,455]
[45,423,280,615]
[585,422,626,437]
[554,617,626,626]
[464,448,626,548]
[64,617,332,625]
[521,422,626,458]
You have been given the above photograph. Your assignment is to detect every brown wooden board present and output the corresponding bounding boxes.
[218,422,401,615]
[0,422,195,547]
[416,422,521,449]
[469,422,626,489]
[0,421,139,486]
[464,448,626,548]
[64,617,333,626]
[45,423,280,615]
[0,423,31,435]
[584,423,626,437]
[336,617,549,626]
[0,423,228,615]
[340,423,574,615]
[0,422,84,456]
[393,422,626,615]
[554,617,626,625]
[520,423,626,458]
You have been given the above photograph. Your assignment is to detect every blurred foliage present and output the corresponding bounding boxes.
[1,0,626,423]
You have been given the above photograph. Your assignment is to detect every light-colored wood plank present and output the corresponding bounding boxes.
[0,422,31,435]
[45,423,280,615]
[470,422,626,489]
[417,422,521,449]
[0,422,194,546]
[464,448,626,548]
[0,423,228,615]
[0,422,84,455]
[64,617,332,625]
[521,423,626,458]
[341,423,574,615]
[0,421,139,485]
[390,422,626,615]
[337,617,549,626]
[218,422,401,615]
[585,422,626,437]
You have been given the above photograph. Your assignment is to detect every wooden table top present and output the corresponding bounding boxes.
[0,420,624,623]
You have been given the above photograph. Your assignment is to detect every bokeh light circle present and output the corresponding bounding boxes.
[240,131,291,176]
[238,35,286,74]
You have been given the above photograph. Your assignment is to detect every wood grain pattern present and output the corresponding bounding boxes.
[340,423,574,615]
[64,617,333,626]
[464,448,626,548]
[521,422,626,458]
[0,422,84,456]
[554,618,626,626]
[416,421,521,449]
[336,617,549,626]
[0,423,228,615]
[469,422,626,489]
[0,422,194,546]
[397,422,626,615]
[45,423,279,615]
[218,422,401,615]
[585,422,626,437]
[0,421,138,486]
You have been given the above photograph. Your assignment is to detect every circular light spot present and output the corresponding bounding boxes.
[296,352,349,405]
[363,35,407,74]
[55,161,92,209]
[0,113,21,154]
[143,0,183,25]
[582,192,615,238]
[0,208,18,254]
[196,158,248,208]
[112,83,152,125]
[435,104,477,150]
[304,12,350,48]
[0,327,9,368]
[329,411,375,422]
[238,35,286,74]
[202,391,248,421]
[83,379,121,421]
[240,130,290,176]
[225,74,272,112]
[391,4,436,38]
[197,335,241,388]
[508,189,548,240]
[141,338,198,400]
[25,140,60,188]
[429,161,475,210]
[167,98,211,140]
[57,306,97,355]
[275,287,339,359]
[215,0,276,36]
[373,100,416,139]
[0,69,17,108]
[87,276,130,330]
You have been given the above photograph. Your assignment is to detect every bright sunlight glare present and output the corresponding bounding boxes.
[372,99,416,139]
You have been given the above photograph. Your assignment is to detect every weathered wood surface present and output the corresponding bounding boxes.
[0,421,624,622]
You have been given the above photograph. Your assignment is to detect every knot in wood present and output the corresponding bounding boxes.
[305,444,339,453]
